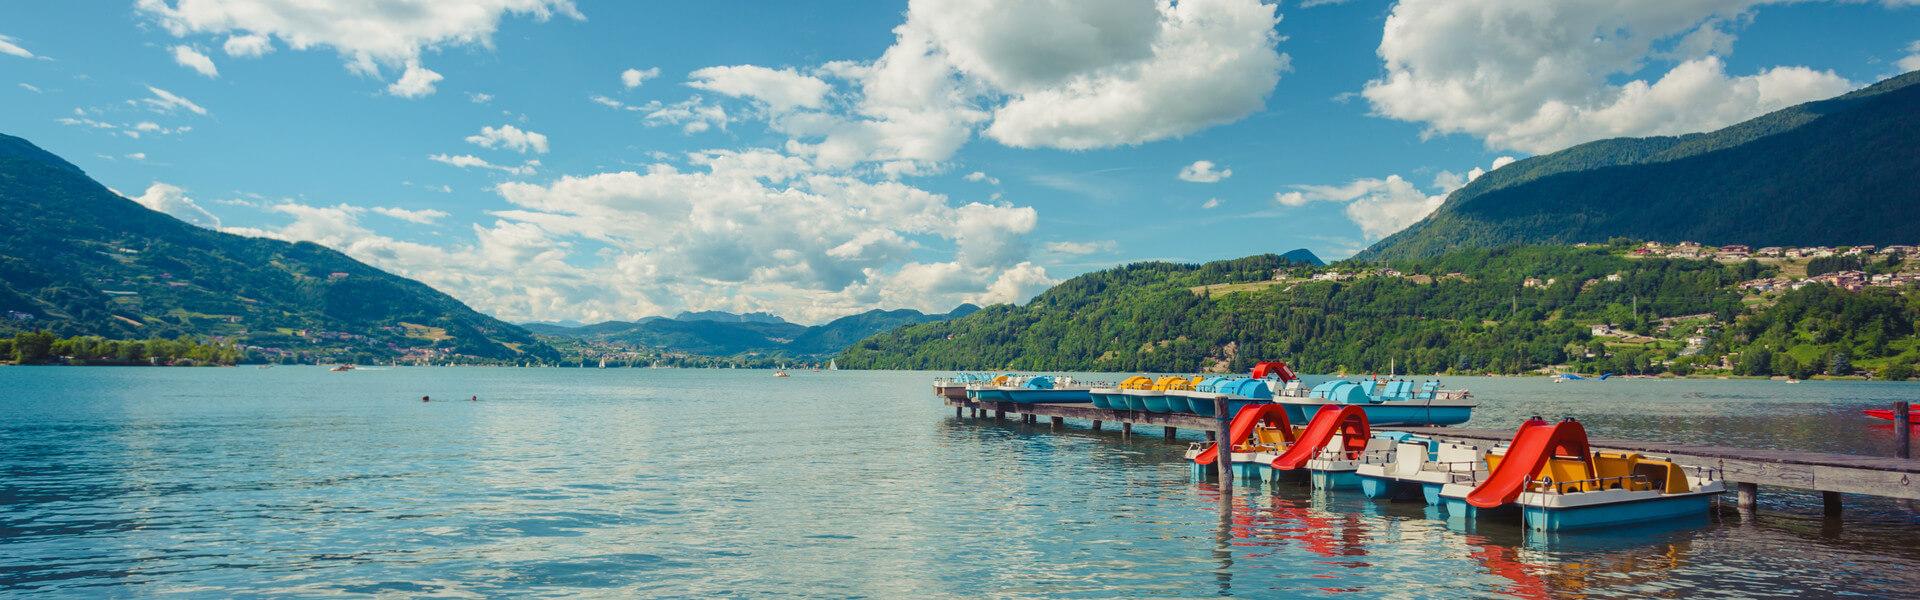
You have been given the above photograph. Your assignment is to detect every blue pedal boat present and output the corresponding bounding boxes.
[1272,379,1475,427]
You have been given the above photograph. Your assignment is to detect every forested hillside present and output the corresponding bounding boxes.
[0,133,557,364]
[841,243,1920,378]
[1361,71,1920,260]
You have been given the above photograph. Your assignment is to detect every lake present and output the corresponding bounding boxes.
[3,367,1920,597]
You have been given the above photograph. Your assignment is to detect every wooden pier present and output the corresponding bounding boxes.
[944,396,1920,514]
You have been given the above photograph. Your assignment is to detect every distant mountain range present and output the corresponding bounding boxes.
[0,133,557,363]
[1360,70,1920,260]
[526,305,979,358]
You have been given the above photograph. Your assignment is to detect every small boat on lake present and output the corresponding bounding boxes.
[1089,375,1151,410]
[1439,417,1724,531]
[1271,378,1474,427]
[1271,405,1392,490]
[962,374,1094,404]
[1166,361,1301,416]
[1187,403,1302,483]
[329,364,354,372]
[1355,434,1490,505]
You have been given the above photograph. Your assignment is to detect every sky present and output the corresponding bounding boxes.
[2,1,1917,325]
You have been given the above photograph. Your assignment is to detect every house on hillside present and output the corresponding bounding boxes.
[1591,324,1616,337]
[1755,246,1785,257]
[1880,245,1916,256]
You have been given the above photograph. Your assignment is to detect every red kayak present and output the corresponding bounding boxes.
[1863,408,1920,421]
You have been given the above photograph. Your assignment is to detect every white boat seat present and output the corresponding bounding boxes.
[1392,442,1427,477]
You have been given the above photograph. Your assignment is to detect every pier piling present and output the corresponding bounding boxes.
[1122,422,1133,438]
[1824,491,1843,517]
[1214,396,1232,492]
[1165,427,1177,441]
[1051,416,1064,430]
[1896,401,1911,459]
[1737,482,1758,512]
[1092,420,1102,432]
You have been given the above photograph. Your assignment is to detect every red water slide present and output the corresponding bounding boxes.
[1192,403,1295,465]
[1464,418,1594,509]
[1271,405,1370,471]
[1250,360,1298,382]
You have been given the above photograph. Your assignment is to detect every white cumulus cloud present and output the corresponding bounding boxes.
[465,124,549,154]
[371,206,449,224]
[428,153,536,175]
[1178,160,1231,183]
[386,61,442,98]
[136,0,582,97]
[141,86,208,115]
[0,34,37,59]
[688,65,832,112]
[171,45,219,77]
[1363,0,1857,154]
[621,66,659,88]
[222,33,272,57]
[1900,41,1920,73]
[125,182,221,228]
[1277,156,1514,240]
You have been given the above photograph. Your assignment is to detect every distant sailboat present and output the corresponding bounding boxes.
[828,359,838,371]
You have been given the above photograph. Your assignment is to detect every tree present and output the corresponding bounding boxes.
[1883,362,1914,381]
[12,331,56,364]
[1737,348,1773,376]
[1827,350,1853,376]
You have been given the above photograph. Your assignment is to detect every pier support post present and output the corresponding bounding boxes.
[1165,427,1177,441]
[1896,401,1911,459]
[1092,420,1102,432]
[1824,491,1843,517]
[1214,396,1233,493]
[1737,482,1758,512]
[956,406,963,419]
[1122,423,1133,439]
[1050,416,1064,430]
[994,407,1005,421]
[1206,431,1216,441]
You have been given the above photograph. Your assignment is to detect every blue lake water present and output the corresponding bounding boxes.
[4,367,1920,597]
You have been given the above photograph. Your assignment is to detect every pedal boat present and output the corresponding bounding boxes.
[1272,378,1475,427]
[1440,417,1725,531]
[1355,435,1489,505]
[999,375,1093,404]
[1186,404,1301,484]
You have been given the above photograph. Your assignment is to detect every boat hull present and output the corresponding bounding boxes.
[1003,388,1093,404]
[1142,394,1176,413]
[1520,492,1717,532]
[1088,389,1122,410]
[1357,474,1423,501]
[1274,399,1474,427]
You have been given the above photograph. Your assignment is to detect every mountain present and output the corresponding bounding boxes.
[534,304,979,358]
[1277,248,1324,266]
[1360,71,1920,261]
[0,133,558,363]
[673,310,790,325]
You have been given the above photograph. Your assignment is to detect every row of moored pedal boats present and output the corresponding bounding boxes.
[1186,404,1725,532]
[939,361,1475,427]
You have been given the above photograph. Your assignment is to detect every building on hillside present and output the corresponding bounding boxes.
[1880,245,1916,256]
[1755,246,1785,257]
[1591,324,1616,337]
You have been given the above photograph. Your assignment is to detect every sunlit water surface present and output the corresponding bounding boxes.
[4,367,1920,597]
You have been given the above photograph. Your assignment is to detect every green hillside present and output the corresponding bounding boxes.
[533,305,981,359]
[840,243,1920,379]
[1361,71,1920,260]
[0,133,557,364]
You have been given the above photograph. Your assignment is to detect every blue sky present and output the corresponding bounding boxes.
[3,1,1917,324]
